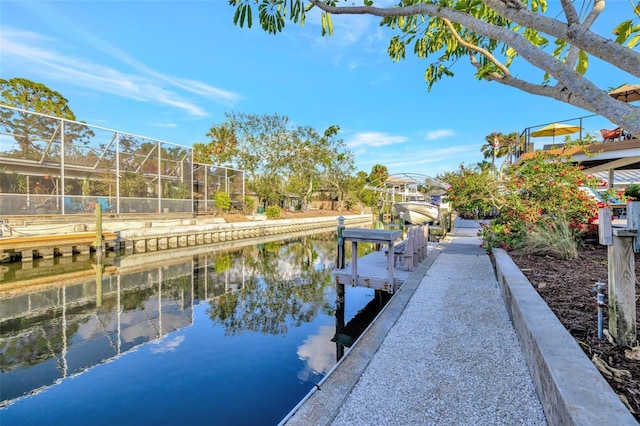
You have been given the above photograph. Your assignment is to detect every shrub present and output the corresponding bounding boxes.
[624,183,640,200]
[241,196,256,215]
[445,149,600,253]
[444,166,499,220]
[515,216,579,259]
[265,205,281,219]
[214,192,231,212]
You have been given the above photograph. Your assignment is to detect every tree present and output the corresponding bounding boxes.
[192,142,212,164]
[230,0,640,136]
[345,170,372,211]
[317,126,355,211]
[0,78,94,159]
[367,164,389,186]
[284,125,330,209]
[480,131,521,168]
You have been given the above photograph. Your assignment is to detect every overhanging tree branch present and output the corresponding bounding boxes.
[304,0,640,134]
[232,0,640,134]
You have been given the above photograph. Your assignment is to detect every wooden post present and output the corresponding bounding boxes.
[626,200,640,252]
[404,227,414,271]
[608,228,638,347]
[424,224,429,251]
[336,216,345,269]
[335,275,345,359]
[95,203,103,260]
[598,208,613,246]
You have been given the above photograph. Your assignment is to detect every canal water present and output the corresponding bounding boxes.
[0,229,383,425]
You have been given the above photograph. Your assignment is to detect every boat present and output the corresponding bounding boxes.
[393,193,440,225]
[364,173,445,225]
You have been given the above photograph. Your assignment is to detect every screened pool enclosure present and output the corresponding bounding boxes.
[0,105,244,216]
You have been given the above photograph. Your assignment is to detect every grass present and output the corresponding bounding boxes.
[517,216,579,260]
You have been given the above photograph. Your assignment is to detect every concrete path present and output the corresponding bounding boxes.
[331,223,546,425]
[284,220,547,425]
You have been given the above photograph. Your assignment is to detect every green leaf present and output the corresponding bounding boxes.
[576,50,588,75]
[320,12,333,36]
[551,39,567,58]
[613,20,632,44]
[388,35,406,61]
[627,32,640,49]
[233,4,243,25]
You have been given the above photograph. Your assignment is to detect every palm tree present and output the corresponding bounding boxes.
[206,122,237,160]
[367,164,388,186]
[480,132,522,166]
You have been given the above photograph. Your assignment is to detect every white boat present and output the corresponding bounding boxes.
[393,193,440,225]
[364,173,446,225]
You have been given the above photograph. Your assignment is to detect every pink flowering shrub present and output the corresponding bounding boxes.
[444,150,601,252]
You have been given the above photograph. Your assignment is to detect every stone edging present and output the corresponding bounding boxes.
[492,248,638,425]
[116,214,371,254]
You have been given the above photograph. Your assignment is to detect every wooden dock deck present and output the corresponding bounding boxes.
[333,225,430,293]
[0,232,118,262]
[334,250,415,292]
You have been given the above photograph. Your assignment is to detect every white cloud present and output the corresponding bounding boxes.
[296,10,388,70]
[1,27,241,118]
[151,122,178,128]
[425,129,456,140]
[346,131,407,148]
[355,143,480,176]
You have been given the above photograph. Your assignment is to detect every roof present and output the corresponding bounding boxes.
[518,138,640,173]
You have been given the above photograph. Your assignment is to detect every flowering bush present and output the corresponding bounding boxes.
[444,165,500,219]
[444,150,601,253]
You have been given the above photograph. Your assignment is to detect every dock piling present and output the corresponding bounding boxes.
[336,216,345,269]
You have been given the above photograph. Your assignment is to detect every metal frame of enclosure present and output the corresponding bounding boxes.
[0,105,244,216]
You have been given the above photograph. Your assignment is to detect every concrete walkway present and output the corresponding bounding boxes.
[283,220,638,425]
[330,224,546,425]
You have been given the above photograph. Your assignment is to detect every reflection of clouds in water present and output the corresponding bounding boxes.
[297,325,336,382]
[150,335,185,354]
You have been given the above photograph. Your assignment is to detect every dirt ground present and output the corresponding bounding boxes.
[509,245,640,421]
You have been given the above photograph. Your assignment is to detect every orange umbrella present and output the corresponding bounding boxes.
[609,83,640,103]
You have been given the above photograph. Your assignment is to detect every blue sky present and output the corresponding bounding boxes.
[1,0,635,178]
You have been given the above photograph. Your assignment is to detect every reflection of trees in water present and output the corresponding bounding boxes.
[207,233,338,336]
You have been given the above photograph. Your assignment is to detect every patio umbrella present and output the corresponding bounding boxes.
[609,83,640,103]
[530,123,581,142]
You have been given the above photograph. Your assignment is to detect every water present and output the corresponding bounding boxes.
[0,230,380,425]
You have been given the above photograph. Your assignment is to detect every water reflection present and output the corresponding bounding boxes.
[0,229,379,424]
[206,239,335,336]
[296,325,337,379]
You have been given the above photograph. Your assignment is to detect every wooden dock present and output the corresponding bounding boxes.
[0,232,118,262]
[334,250,415,292]
[333,225,429,293]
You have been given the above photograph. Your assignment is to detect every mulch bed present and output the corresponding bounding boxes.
[509,244,640,421]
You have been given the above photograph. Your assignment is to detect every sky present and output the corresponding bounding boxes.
[1,0,636,178]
